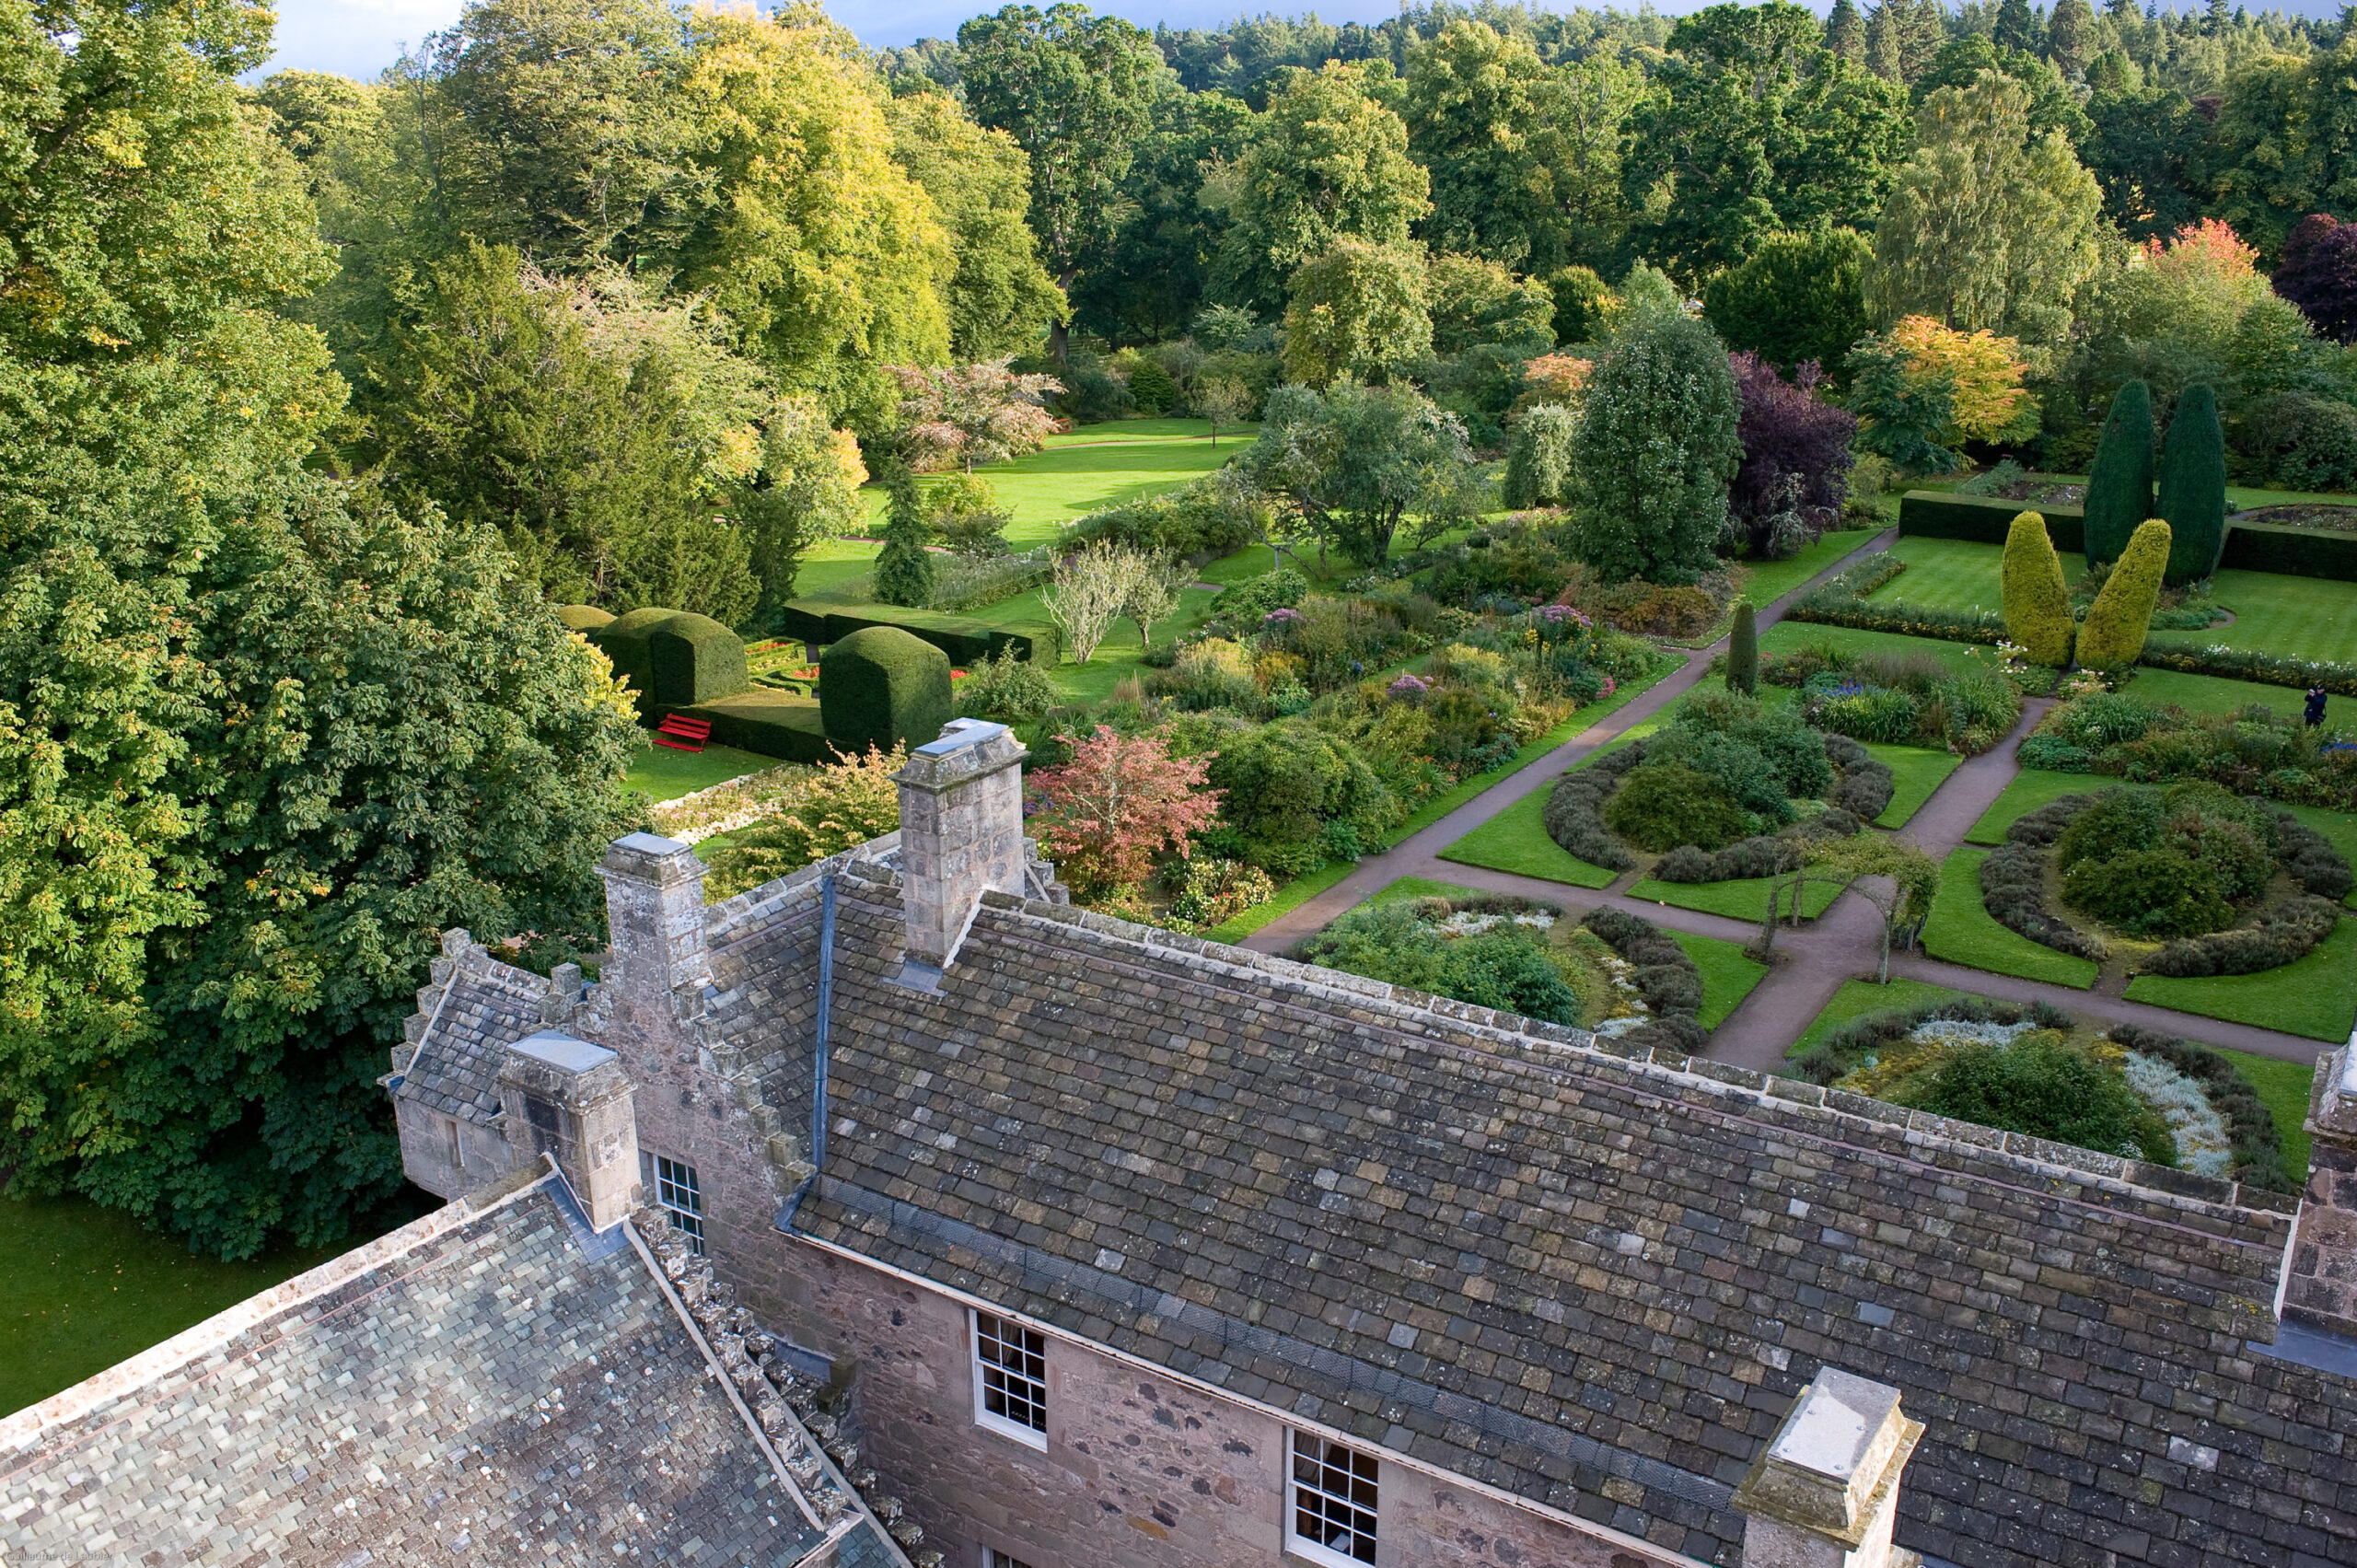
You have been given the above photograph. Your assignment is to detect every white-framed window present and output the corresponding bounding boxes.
[1288,1430,1378,1568]
[983,1551,1036,1568]
[970,1308,1048,1449]
[655,1156,705,1255]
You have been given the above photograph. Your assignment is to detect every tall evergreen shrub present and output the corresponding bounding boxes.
[2082,380,2154,568]
[2156,384,2227,585]
[2078,518,2171,671]
[874,459,936,608]
[2000,511,2073,667]
[1727,600,1759,693]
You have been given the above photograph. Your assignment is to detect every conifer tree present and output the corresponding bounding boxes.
[2001,511,2073,667]
[874,460,936,608]
[2079,518,2171,670]
[1727,600,1759,693]
[2156,384,2227,584]
[2082,380,2154,567]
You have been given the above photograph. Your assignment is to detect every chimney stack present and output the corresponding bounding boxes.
[1733,1367,1925,1568]
[2283,1043,2357,1335]
[496,1029,641,1230]
[891,718,1029,982]
[598,831,710,1012]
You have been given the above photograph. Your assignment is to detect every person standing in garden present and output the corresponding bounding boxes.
[2306,683,2328,727]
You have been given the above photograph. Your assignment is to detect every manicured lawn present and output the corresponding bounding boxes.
[1758,620,1995,674]
[1867,742,1963,828]
[2125,915,2357,1042]
[2220,1048,2320,1181]
[1920,848,2099,989]
[2282,802,2357,909]
[2126,666,2334,719]
[1364,876,1480,906]
[1866,536,2052,615]
[1789,977,1964,1059]
[1041,418,1258,447]
[1736,528,1881,607]
[1965,768,2111,845]
[623,741,779,802]
[0,1194,406,1417]
[1672,931,1771,1029]
[862,429,1240,549]
[1201,858,1356,944]
[1439,780,1620,889]
[1628,872,1848,922]
[2149,568,2357,668]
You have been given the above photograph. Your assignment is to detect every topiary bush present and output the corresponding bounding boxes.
[2075,517,2170,672]
[1727,599,1758,694]
[2062,847,2235,936]
[559,603,615,633]
[2157,383,2226,586]
[2000,510,2073,667]
[647,612,750,708]
[2082,378,2154,568]
[588,605,685,720]
[819,625,954,755]
[1914,1037,2174,1164]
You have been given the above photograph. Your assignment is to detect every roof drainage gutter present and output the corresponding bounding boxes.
[776,874,834,1230]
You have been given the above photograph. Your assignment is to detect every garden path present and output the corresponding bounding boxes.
[1242,538,2335,1076]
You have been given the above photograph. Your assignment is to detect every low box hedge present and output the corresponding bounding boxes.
[780,599,1061,668]
[671,689,833,763]
[2216,519,2357,582]
[1900,490,2086,553]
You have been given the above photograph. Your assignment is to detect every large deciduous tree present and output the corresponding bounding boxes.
[1622,2,1908,280]
[1568,313,1744,583]
[883,92,1067,362]
[1234,382,1480,567]
[1280,240,1434,386]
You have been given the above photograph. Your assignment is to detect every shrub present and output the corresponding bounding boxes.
[2076,518,2170,672]
[647,612,750,708]
[2082,379,2154,568]
[1209,568,1310,621]
[1725,354,1856,552]
[1791,994,2074,1086]
[2016,734,2092,771]
[2000,511,2073,667]
[1147,638,1263,714]
[925,471,1015,557]
[587,605,685,719]
[702,745,905,900]
[1912,1038,2174,1164]
[1500,403,1578,509]
[1809,685,1921,745]
[1823,732,1897,819]
[2156,384,2226,585]
[1983,796,2111,958]
[1298,898,1578,1025]
[955,645,1059,723]
[1167,857,1278,931]
[1581,908,1710,1047]
[1542,755,1640,871]
[1606,761,1752,852]
[2142,896,2340,977]
[1066,473,1260,560]
[1028,726,1221,898]
[2063,847,2233,935]
[1727,600,1758,694]
[819,625,954,754]
[1202,721,1397,876]
[1567,311,1743,585]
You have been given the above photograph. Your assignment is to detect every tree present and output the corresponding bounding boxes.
[1426,254,1555,356]
[1728,601,1759,692]
[2274,215,2357,344]
[1068,87,1255,344]
[1910,36,2092,148]
[1727,354,1858,553]
[890,360,1064,472]
[2079,518,2172,669]
[1501,404,1580,509]
[1621,2,1909,278]
[1043,540,1144,662]
[882,92,1067,361]
[1826,0,1866,61]
[2084,85,2205,245]
[1886,316,2038,444]
[2156,384,2226,585]
[1213,62,1430,313]
[2205,39,2357,259]
[2047,0,2096,77]
[1233,383,1481,568]
[2001,510,2075,666]
[1280,241,1434,386]
[1120,554,1192,649]
[1843,331,1960,474]
[875,460,936,608]
[957,2,1166,354]
[1701,227,1873,377]
[2083,380,2156,567]
[1568,313,1744,584]
[1870,72,2104,350]
[1993,0,2043,60]
[1201,376,1252,446]
[738,396,869,616]
[1026,726,1221,898]
[1809,836,1938,981]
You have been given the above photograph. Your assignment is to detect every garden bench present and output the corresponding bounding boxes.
[654,714,713,753]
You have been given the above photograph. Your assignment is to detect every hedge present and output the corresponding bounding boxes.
[2216,520,2357,582]
[1580,908,1708,1051]
[2142,895,2340,978]
[1899,490,2085,552]
[780,598,1061,668]
[2132,640,2357,696]
[647,612,750,708]
[591,607,694,721]
[673,689,832,762]
[820,625,955,754]
[1982,796,2109,960]
[558,604,615,633]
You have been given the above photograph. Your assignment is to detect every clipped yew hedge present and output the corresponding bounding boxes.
[1899,490,2086,552]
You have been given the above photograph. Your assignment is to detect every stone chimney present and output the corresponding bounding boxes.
[891,717,1029,982]
[2283,1043,2357,1334]
[1733,1367,1925,1568]
[496,1029,641,1230]
[598,831,711,1010]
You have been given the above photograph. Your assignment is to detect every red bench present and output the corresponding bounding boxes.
[653,714,713,753]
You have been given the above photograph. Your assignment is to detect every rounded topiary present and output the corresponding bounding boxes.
[820,625,953,754]
[2000,510,2073,667]
[558,604,615,633]
[1726,599,1759,694]
[2076,518,2170,672]
[2157,383,2227,586]
[646,612,750,708]
[587,606,685,718]
[2083,379,2154,568]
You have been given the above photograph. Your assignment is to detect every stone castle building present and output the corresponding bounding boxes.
[10,714,2357,1566]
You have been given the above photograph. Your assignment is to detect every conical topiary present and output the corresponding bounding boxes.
[2156,384,2227,585]
[2077,517,2171,672]
[2000,511,2073,667]
[873,459,935,609]
[2082,380,2154,569]
[1726,599,1758,693]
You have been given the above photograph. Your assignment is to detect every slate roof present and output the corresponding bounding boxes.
[708,865,2354,1568]
[0,1170,889,1566]
[392,940,551,1125]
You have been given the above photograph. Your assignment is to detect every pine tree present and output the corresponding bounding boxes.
[1727,600,1759,693]
[2082,380,2155,568]
[1864,0,1906,80]
[2156,384,2227,585]
[1826,0,1867,61]
[2001,511,2074,667]
[1993,0,2041,52]
[873,459,936,608]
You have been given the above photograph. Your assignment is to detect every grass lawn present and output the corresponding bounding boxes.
[1867,536,2048,614]
[1736,529,1881,607]
[2219,1048,2319,1181]
[1920,848,2099,989]
[1041,417,1258,447]
[1438,780,1620,888]
[1867,742,1963,828]
[1364,876,1480,906]
[1965,767,2112,844]
[622,741,779,802]
[2150,568,2357,668]
[1628,872,1848,922]
[0,1194,416,1417]
[1672,931,1771,1029]
[2282,802,2357,909]
[1789,977,1964,1059]
[2126,665,2336,719]
[861,427,1241,549]
[2125,916,2357,1042]
[1758,619,1995,674]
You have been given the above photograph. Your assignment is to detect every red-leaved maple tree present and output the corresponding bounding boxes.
[1026,726,1221,896]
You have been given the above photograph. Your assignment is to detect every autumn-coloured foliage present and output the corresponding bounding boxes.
[1888,316,2036,443]
[891,359,1064,471]
[2137,217,2258,282]
[1517,354,1595,409]
[1027,726,1221,896]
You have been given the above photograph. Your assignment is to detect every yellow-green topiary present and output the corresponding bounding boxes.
[1999,511,2073,667]
[2076,518,2172,671]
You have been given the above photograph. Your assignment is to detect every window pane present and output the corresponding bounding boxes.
[1291,1431,1377,1564]
[974,1311,1048,1435]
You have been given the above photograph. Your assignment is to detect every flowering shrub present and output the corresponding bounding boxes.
[1388,673,1430,700]
[1028,726,1221,897]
